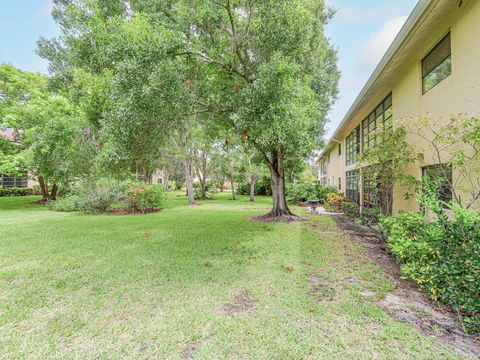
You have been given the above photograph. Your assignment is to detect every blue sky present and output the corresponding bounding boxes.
[0,0,418,137]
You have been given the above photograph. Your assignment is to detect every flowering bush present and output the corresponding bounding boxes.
[127,183,167,212]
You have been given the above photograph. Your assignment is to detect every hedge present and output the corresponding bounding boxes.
[0,188,34,197]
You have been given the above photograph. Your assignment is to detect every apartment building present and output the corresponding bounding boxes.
[318,0,480,214]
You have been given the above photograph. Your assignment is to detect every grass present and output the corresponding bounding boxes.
[0,192,468,359]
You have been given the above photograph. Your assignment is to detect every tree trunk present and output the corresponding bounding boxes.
[144,170,150,183]
[50,184,58,201]
[226,140,236,200]
[265,147,292,217]
[269,168,292,216]
[195,167,206,200]
[38,176,49,202]
[248,157,255,202]
[164,170,169,192]
[250,177,256,202]
[185,157,195,205]
[194,151,208,199]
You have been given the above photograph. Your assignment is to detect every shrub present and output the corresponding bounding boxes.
[380,204,480,334]
[49,179,167,214]
[340,201,381,227]
[360,207,382,227]
[327,193,345,211]
[82,179,129,213]
[286,182,338,204]
[316,185,338,203]
[127,183,167,212]
[237,177,271,196]
[0,188,34,197]
[193,182,218,200]
[48,195,87,212]
[341,201,360,220]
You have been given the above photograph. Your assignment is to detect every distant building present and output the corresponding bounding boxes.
[0,127,37,188]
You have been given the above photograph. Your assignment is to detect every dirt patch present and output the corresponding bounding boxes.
[180,340,201,359]
[222,290,258,316]
[333,215,480,359]
[249,214,310,223]
[307,275,336,302]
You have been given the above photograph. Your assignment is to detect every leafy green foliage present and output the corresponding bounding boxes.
[48,195,88,212]
[0,64,93,199]
[51,179,167,213]
[380,188,480,334]
[81,179,130,213]
[237,176,271,196]
[285,182,337,204]
[341,201,361,220]
[193,181,217,201]
[0,188,34,197]
[127,183,167,212]
[357,126,423,216]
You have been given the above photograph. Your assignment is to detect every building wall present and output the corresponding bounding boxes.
[322,141,344,191]
[320,1,480,213]
[392,0,480,213]
[27,174,39,188]
[150,169,165,185]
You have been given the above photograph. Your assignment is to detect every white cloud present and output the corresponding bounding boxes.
[358,16,407,70]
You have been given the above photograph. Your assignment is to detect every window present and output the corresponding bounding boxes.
[0,174,28,188]
[158,178,163,184]
[346,126,360,166]
[320,159,328,176]
[422,164,453,204]
[319,158,328,185]
[338,143,342,156]
[346,170,360,205]
[422,33,451,94]
[338,177,342,191]
[362,94,393,151]
[363,177,379,208]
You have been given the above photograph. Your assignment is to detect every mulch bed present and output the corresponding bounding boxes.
[108,208,161,216]
[249,214,310,223]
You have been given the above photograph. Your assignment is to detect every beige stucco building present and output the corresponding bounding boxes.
[318,0,480,214]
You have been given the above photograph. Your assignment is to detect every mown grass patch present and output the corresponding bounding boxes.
[0,192,467,359]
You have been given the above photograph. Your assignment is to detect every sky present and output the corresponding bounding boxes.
[0,0,418,138]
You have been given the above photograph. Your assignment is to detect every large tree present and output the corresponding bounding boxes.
[181,0,339,218]
[0,65,92,201]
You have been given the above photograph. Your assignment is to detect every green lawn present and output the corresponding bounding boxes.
[0,192,466,359]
